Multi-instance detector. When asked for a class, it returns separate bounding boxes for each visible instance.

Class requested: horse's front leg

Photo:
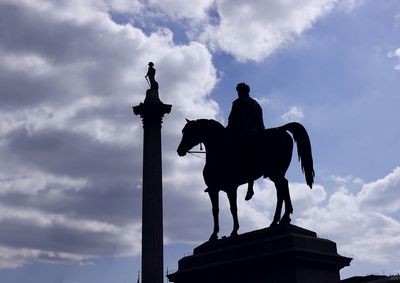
[208,189,219,241]
[227,189,239,237]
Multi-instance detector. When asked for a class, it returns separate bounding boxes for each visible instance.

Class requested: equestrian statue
[177,83,315,242]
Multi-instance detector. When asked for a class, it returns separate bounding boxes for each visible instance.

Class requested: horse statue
[177,119,315,241]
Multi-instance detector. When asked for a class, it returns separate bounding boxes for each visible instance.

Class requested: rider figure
[227,82,265,201]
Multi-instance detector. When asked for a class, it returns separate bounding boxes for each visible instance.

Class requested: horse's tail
[281,122,315,188]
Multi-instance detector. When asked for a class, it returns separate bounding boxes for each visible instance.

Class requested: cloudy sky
[0,0,400,282]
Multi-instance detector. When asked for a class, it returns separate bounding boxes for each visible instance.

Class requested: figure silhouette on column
[227,82,265,201]
[144,62,161,102]
[145,62,159,91]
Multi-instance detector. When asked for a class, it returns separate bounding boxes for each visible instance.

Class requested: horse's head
[177,119,201,156]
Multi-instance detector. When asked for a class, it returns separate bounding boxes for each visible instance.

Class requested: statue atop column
[144,62,161,103]
[145,62,158,90]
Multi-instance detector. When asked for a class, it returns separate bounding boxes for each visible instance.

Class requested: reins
[187,143,206,159]
[188,151,205,159]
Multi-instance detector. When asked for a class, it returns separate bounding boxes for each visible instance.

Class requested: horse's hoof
[230,231,238,238]
[209,233,218,242]
[269,221,278,227]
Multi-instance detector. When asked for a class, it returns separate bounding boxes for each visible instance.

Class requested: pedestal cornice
[133,89,172,126]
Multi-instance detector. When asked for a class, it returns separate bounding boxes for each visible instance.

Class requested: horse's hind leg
[270,176,293,226]
[270,179,284,227]
[208,189,219,241]
[227,189,239,237]
[280,177,293,224]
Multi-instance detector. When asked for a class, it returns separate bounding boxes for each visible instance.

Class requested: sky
[0,0,400,282]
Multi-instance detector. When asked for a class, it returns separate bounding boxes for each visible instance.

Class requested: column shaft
[142,119,163,283]
[133,98,171,283]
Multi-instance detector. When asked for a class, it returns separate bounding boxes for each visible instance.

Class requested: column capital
[133,89,172,126]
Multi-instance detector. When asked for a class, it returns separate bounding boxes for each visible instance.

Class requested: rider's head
[236,83,250,98]
[148,62,154,66]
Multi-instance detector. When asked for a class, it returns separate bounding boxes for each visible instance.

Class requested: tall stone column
[133,88,172,283]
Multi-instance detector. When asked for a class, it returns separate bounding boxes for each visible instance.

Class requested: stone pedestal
[133,89,171,283]
[167,224,351,283]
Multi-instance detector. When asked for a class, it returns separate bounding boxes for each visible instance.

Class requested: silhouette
[177,119,314,241]
[341,275,400,283]
[226,83,265,201]
[227,83,264,131]
[134,61,172,283]
[143,62,161,103]
[167,223,351,283]
[145,61,159,91]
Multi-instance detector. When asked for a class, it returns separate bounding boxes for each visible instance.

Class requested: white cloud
[254,97,272,106]
[281,105,305,122]
[199,0,336,62]
[336,0,364,12]
[387,49,400,58]
[0,0,218,268]
[117,1,350,62]
[31,0,356,65]
[358,167,400,213]
[330,174,364,185]
[8,0,358,68]
[387,48,400,71]
[105,0,144,14]
[139,0,364,63]
[296,167,400,265]
[147,0,214,20]
[195,167,400,267]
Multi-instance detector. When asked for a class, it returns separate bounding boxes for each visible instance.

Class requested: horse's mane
[195,119,225,130]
